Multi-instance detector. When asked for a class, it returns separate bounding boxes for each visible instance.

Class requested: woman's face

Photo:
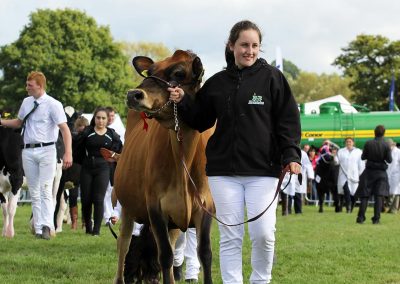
[94,110,108,128]
[229,29,260,69]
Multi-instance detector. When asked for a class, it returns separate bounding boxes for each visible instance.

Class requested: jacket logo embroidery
[248,93,264,105]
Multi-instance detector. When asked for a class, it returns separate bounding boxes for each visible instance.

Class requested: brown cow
[113,50,215,284]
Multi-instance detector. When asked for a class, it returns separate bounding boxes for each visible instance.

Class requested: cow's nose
[127,89,144,101]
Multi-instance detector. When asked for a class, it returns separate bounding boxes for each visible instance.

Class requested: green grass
[1,204,399,283]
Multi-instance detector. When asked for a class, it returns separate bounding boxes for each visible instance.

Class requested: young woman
[74,107,122,236]
[169,20,301,284]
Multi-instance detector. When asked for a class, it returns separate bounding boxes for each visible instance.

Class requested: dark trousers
[357,195,383,223]
[288,193,302,214]
[80,164,110,234]
[69,186,79,208]
[343,182,356,213]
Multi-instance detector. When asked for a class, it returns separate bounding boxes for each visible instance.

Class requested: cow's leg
[148,208,174,284]
[5,189,20,238]
[114,208,134,284]
[1,200,8,237]
[56,192,67,232]
[197,212,213,284]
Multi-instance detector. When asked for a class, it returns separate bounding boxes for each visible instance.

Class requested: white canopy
[302,95,358,114]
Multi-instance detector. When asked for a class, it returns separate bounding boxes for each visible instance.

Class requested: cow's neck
[169,126,200,167]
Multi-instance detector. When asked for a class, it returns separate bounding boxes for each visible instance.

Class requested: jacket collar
[226,58,267,77]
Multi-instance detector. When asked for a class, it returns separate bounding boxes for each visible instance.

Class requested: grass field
[0,203,399,283]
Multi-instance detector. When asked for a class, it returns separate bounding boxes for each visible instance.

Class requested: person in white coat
[284,150,314,214]
[103,106,125,225]
[386,139,400,213]
[337,138,365,213]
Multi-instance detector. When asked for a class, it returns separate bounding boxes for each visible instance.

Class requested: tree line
[0,8,399,117]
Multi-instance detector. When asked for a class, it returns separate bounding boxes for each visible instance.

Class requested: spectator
[74,107,122,235]
[356,125,392,224]
[103,106,124,225]
[68,116,89,230]
[307,146,319,202]
[336,138,365,213]
[386,139,400,214]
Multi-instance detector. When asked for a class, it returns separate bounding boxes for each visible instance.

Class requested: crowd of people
[0,19,399,284]
[294,125,399,225]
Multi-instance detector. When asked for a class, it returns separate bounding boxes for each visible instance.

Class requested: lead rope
[180,151,293,226]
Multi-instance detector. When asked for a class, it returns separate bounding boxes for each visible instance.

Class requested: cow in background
[0,124,24,238]
[53,106,83,232]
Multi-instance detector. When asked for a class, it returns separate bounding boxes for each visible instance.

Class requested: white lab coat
[337,147,365,195]
[387,146,400,195]
[283,150,314,195]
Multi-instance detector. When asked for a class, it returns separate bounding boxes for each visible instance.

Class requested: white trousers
[103,182,113,223]
[22,146,57,234]
[173,228,201,280]
[208,176,278,284]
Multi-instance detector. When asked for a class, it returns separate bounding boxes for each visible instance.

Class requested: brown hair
[374,125,385,137]
[105,106,115,113]
[90,106,109,127]
[225,20,262,66]
[74,116,89,131]
[27,71,46,90]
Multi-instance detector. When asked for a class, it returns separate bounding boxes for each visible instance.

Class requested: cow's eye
[173,70,186,80]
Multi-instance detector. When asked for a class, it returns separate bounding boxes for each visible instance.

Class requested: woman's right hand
[168,87,185,103]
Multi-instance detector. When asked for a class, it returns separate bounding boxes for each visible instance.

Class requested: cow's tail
[124,224,161,283]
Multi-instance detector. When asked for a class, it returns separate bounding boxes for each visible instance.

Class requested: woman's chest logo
[248,93,264,105]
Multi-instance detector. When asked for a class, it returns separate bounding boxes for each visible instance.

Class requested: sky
[0,0,399,78]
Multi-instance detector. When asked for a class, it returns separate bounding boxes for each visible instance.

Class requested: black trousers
[288,193,303,214]
[343,182,356,213]
[80,163,110,234]
[357,195,383,222]
[69,186,79,207]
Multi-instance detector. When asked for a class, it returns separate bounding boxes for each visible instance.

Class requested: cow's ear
[132,56,154,77]
[192,57,204,83]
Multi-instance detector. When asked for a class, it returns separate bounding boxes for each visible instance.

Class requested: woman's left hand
[289,162,301,175]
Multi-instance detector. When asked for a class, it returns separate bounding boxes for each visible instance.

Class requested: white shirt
[387,146,400,195]
[337,147,365,195]
[112,201,142,236]
[109,119,125,144]
[18,93,66,144]
[283,150,314,195]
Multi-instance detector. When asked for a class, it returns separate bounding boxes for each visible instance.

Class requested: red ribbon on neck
[140,112,149,131]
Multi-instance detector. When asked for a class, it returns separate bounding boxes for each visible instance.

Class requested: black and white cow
[0,126,24,238]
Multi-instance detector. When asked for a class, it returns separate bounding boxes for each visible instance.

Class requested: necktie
[21,101,39,136]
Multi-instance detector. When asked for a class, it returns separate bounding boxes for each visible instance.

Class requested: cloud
[1,0,399,77]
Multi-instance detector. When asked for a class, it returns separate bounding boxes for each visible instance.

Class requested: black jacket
[178,58,301,177]
[72,126,123,165]
[362,137,392,170]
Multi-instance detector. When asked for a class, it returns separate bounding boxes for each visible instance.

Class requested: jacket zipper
[231,70,242,172]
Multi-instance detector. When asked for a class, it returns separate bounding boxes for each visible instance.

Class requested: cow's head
[127,50,204,127]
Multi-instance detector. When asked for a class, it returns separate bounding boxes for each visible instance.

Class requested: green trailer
[300,102,400,149]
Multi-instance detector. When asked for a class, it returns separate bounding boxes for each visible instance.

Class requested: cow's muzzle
[126,89,145,109]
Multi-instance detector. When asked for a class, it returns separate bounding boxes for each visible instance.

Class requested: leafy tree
[0,9,133,115]
[119,41,171,88]
[271,58,301,79]
[333,34,400,110]
[289,72,354,104]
